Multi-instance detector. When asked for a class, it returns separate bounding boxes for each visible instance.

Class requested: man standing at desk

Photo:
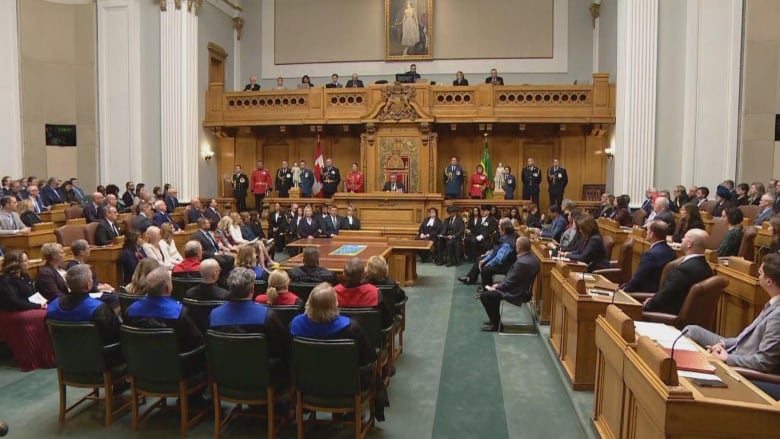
[522,157,542,205]
[444,156,464,199]
[231,165,249,212]
[685,253,780,397]
[547,158,568,207]
[322,158,340,198]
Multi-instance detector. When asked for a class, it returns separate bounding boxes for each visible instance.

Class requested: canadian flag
[313,138,324,197]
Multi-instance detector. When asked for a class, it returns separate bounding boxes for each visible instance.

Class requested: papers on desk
[551,256,571,262]
[634,321,698,351]
[581,274,596,282]
[679,370,725,387]
[89,292,103,299]
[27,293,47,305]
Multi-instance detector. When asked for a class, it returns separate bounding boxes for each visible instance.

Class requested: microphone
[668,328,689,383]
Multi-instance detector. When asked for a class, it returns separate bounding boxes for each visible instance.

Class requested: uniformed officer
[546,158,569,207]
[443,156,464,199]
[521,157,542,205]
[299,160,314,198]
[231,165,249,212]
[275,160,293,198]
[502,165,516,200]
[250,160,273,214]
[322,158,341,198]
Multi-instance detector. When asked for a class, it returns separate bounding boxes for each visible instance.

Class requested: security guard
[521,157,542,205]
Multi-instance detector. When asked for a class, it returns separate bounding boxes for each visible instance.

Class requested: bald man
[642,229,713,315]
[184,259,229,301]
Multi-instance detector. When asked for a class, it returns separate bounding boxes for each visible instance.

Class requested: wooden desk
[550,264,642,390]
[281,239,392,274]
[714,258,766,338]
[39,206,67,227]
[597,217,631,261]
[0,230,57,259]
[89,245,122,289]
[172,226,196,249]
[530,242,587,324]
[754,223,772,263]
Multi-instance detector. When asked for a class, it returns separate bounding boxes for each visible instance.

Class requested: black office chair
[171,277,203,302]
[289,282,319,303]
[118,290,145,319]
[339,307,392,385]
[182,298,225,334]
[291,337,375,439]
[46,321,129,427]
[267,305,303,328]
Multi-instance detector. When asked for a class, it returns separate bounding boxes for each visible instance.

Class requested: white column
[161,0,200,200]
[0,0,23,178]
[614,0,658,205]
[592,1,600,73]
[97,0,142,185]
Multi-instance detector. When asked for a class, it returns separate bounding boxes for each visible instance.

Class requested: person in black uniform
[546,158,568,207]
[243,75,260,91]
[231,165,249,212]
[501,165,516,200]
[275,160,293,198]
[417,207,442,263]
[443,156,464,199]
[437,206,465,266]
[322,158,341,198]
[521,157,542,205]
[267,202,288,253]
[467,205,498,262]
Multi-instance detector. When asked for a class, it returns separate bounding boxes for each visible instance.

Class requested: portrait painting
[385,0,433,61]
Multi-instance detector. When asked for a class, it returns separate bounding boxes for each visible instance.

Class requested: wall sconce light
[604,147,615,159]
[590,0,601,26]
[204,150,214,161]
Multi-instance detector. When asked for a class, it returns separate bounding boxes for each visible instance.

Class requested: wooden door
[522,142,555,212]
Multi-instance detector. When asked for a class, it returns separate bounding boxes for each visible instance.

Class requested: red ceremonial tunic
[345,172,364,193]
[250,168,273,195]
[469,173,488,198]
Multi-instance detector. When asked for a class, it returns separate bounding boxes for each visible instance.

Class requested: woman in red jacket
[469,165,489,199]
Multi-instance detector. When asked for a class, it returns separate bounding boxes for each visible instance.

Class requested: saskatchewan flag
[480,136,493,197]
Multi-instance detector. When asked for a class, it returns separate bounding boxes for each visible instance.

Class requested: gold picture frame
[386,0,433,61]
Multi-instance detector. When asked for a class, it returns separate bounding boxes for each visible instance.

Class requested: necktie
[34,200,40,213]
[450,218,454,225]
[205,232,217,250]
[392,184,396,191]
[53,189,61,201]
[728,302,773,353]
[111,223,118,236]
[333,217,338,229]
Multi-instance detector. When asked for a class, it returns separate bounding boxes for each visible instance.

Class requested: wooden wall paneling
[489,135,522,195]
[559,130,587,204]
[235,136,257,177]
[522,140,556,211]
[217,137,236,197]
[262,141,291,196]
[584,135,607,190]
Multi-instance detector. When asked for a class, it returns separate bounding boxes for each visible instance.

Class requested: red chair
[0,310,55,371]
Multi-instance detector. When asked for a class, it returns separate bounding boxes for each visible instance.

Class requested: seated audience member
[718,208,744,257]
[643,229,712,314]
[152,200,180,231]
[479,237,539,332]
[643,196,675,231]
[735,183,750,206]
[339,205,361,230]
[748,182,766,206]
[623,221,676,293]
[18,199,41,227]
[121,181,135,208]
[46,264,120,353]
[192,217,235,273]
[711,185,735,218]
[215,217,238,252]
[185,259,229,301]
[485,68,504,85]
[345,73,364,88]
[226,212,249,244]
[40,178,64,206]
[36,243,69,301]
[688,185,698,200]
[300,75,313,87]
[560,215,611,272]
[289,247,337,284]
[142,226,174,270]
[187,198,206,224]
[539,205,567,241]
[364,255,407,312]
[0,195,30,234]
[320,204,342,238]
[0,250,46,312]
[459,219,519,289]
[610,194,632,227]
[173,240,202,277]
[248,210,266,239]
[95,206,121,246]
[289,282,387,420]
[640,187,657,214]
[65,239,115,294]
[203,198,222,225]
[120,231,145,284]
[696,186,710,207]
[275,77,284,90]
[164,187,179,212]
[596,194,615,218]
[326,73,342,88]
[438,205,465,266]
[236,244,268,281]
[132,202,153,233]
[453,71,469,86]
[159,222,183,264]
[335,257,394,327]
[658,190,677,212]
[243,75,260,91]
[84,192,104,223]
[382,174,405,192]
[209,267,290,360]
[418,207,442,263]
[684,253,780,398]
[674,202,705,243]
[755,194,775,226]
[238,212,257,240]
[25,184,48,213]
[524,203,543,229]
[557,210,582,253]
[255,269,302,306]
[672,185,690,211]
[124,259,161,295]
[296,206,321,240]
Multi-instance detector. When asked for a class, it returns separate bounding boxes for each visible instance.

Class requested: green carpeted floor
[0,261,595,438]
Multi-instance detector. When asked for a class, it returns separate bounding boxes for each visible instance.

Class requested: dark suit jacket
[623,241,677,292]
[187,208,206,224]
[243,83,261,91]
[268,211,289,237]
[37,264,69,301]
[496,252,540,305]
[84,203,100,223]
[192,229,220,259]
[418,218,442,239]
[382,181,405,192]
[452,79,469,86]
[485,76,504,85]
[132,213,152,233]
[321,215,342,237]
[441,216,465,239]
[164,196,179,213]
[297,217,320,239]
[345,79,364,88]
[474,216,498,242]
[644,255,713,315]
[185,283,229,301]
[568,235,611,272]
[95,219,120,246]
[40,186,63,206]
[339,216,361,230]
[204,207,221,226]
[653,210,675,231]
[153,211,179,230]
[121,191,134,208]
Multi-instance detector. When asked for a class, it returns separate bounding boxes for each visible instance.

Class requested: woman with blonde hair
[159,222,183,264]
[18,199,41,227]
[124,258,162,295]
[228,212,249,244]
[254,269,301,306]
[364,255,407,307]
[141,226,174,270]
[216,216,238,251]
[236,244,268,280]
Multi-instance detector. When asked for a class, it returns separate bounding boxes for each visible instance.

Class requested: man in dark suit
[296,206,321,240]
[132,202,153,233]
[152,200,180,230]
[467,205,498,259]
[546,158,568,207]
[453,71,468,86]
[121,181,135,208]
[539,205,567,241]
[485,68,504,85]
[382,174,405,192]
[321,205,341,238]
[231,165,249,212]
[623,221,677,293]
[243,75,260,91]
[339,205,361,230]
[203,198,222,227]
[322,158,340,198]
[95,206,122,246]
[685,253,780,397]
[40,178,64,206]
[643,197,675,231]
[437,206,465,266]
[640,187,657,214]
[187,198,206,224]
[25,184,49,213]
[443,156,464,199]
[755,194,775,226]
[460,219,518,288]
[184,259,229,301]
[521,157,542,205]
[345,73,364,88]
[193,218,221,259]
[643,229,712,315]
[275,160,293,198]
[405,64,421,82]
[268,202,288,252]
[163,187,179,213]
[479,237,540,332]
[289,247,338,284]
[83,192,105,223]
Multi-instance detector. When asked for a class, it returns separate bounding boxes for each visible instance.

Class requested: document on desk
[27,292,47,305]
[634,321,698,351]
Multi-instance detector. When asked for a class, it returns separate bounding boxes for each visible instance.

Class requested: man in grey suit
[479,236,540,332]
[686,253,780,396]
[0,196,30,234]
[754,193,775,226]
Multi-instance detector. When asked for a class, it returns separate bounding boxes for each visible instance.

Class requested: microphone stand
[668,328,689,384]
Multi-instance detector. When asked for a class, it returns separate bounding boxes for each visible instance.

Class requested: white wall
[139,0,162,187]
